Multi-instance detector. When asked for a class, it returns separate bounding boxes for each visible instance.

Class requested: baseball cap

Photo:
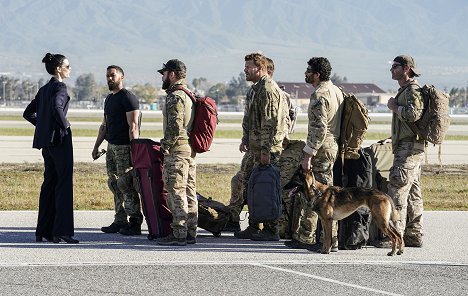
[393,55,420,77]
[157,59,186,74]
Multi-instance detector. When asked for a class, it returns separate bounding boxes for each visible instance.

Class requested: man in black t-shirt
[92,65,143,235]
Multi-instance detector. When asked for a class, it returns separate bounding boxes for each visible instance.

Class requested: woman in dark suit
[23,53,78,244]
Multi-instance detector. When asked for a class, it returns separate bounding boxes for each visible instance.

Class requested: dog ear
[283,165,305,190]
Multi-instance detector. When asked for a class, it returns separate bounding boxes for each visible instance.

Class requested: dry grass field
[0,163,466,211]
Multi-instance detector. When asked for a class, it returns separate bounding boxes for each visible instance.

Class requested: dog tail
[391,207,400,225]
[389,198,400,225]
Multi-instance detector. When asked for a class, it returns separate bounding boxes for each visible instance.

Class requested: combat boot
[156,233,187,246]
[118,220,141,236]
[101,222,128,234]
[370,237,393,249]
[307,243,338,253]
[284,239,312,249]
[186,234,197,244]
[404,235,423,247]
[250,230,280,241]
[234,226,260,239]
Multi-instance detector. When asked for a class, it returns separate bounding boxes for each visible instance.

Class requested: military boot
[119,219,141,236]
[250,229,280,241]
[404,235,423,247]
[186,234,197,244]
[101,222,128,234]
[156,233,187,246]
[234,226,260,239]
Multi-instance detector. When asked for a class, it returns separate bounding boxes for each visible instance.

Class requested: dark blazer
[23,77,70,149]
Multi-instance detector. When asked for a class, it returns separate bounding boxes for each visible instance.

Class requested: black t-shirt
[104,88,139,145]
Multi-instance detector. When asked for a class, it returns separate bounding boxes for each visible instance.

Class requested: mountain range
[1,0,467,91]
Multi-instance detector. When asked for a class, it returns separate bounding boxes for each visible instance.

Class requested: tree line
[1,74,466,109]
[0,72,251,107]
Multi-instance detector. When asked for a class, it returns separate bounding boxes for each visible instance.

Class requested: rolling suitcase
[131,139,172,240]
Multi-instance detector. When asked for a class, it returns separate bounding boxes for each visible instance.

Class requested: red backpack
[176,87,218,153]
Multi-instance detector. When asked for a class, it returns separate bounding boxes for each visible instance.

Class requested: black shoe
[284,239,312,249]
[156,233,186,246]
[53,236,79,244]
[119,223,142,236]
[36,235,53,242]
[234,226,260,239]
[307,243,338,253]
[101,222,128,234]
[186,234,197,244]
[250,230,280,241]
[223,221,241,232]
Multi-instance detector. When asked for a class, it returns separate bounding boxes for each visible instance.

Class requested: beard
[107,81,118,91]
[305,75,311,84]
[162,76,171,90]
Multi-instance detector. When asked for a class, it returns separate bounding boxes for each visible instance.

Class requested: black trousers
[36,129,74,237]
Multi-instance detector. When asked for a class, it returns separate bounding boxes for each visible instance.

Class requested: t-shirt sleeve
[123,90,140,112]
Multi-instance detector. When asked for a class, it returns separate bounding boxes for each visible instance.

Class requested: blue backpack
[247,164,282,222]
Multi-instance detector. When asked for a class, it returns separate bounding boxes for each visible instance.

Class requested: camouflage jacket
[304,80,343,156]
[241,75,287,154]
[161,80,195,153]
[391,79,424,150]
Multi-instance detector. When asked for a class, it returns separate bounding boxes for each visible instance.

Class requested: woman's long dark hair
[42,53,66,75]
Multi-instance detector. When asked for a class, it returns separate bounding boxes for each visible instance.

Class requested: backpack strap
[173,86,196,104]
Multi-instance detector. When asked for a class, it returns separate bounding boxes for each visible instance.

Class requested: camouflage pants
[227,153,250,223]
[106,143,143,225]
[277,140,305,239]
[163,150,197,239]
[293,141,338,246]
[387,141,424,245]
[242,150,281,234]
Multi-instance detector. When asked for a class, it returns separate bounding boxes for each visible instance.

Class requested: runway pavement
[0,210,467,295]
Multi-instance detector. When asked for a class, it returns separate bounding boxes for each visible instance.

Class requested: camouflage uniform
[229,85,294,226]
[388,79,425,246]
[228,153,249,223]
[241,75,287,234]
[106,143,143,225]
[161,80,197,239]
[298,80,344,246]
[277,139,305,238]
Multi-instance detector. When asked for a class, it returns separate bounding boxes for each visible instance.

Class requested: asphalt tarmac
[0,211,467,295]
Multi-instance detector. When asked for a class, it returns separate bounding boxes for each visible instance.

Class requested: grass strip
[0,163,466,211]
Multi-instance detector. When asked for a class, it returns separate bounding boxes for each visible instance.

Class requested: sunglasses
[391,64,403,70]
[62,64,71,69]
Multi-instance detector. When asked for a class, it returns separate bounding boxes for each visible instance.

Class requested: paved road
[1,136,467,165]
[0,210,467,295]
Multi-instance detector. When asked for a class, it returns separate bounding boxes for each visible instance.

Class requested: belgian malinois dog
[285,167,404,256]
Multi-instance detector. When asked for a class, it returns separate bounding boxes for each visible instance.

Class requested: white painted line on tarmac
[253,263,403,296]
[0,260,466,268]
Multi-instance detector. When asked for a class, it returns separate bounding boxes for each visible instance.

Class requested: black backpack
[197,193,231,237]
[247,164,282,222]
